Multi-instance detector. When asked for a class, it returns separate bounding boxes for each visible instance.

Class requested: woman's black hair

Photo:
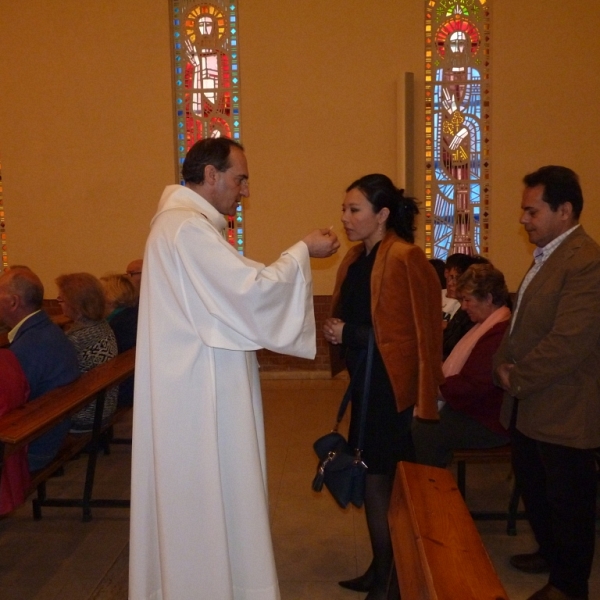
[346,173,419,243]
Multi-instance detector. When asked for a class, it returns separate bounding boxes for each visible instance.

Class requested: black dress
[339,242,415,475]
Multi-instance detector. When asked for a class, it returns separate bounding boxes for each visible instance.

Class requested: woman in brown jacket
[324,174,443,600]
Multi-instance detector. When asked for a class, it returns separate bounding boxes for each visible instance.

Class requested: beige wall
[0,0,599,296]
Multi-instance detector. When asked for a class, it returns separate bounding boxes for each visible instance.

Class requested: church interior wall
[0,0,598,296]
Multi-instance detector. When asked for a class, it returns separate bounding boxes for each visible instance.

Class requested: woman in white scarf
[413,263,511,467]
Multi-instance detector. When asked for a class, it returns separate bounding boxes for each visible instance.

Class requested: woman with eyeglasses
[56,272,118,432]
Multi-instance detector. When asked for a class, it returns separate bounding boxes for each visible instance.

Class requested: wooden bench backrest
[0,348,135,450]
[389,461,508,600]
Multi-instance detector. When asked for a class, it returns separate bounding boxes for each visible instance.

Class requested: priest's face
[212,147,250,216]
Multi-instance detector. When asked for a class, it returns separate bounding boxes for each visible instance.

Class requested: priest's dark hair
[346,173,419,243]
[182,137,245,185]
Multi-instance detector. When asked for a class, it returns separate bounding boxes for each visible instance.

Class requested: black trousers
[511,427,597,598]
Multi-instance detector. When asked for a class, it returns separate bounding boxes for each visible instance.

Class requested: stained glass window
[170,1,244,253]
[425,0,491,259]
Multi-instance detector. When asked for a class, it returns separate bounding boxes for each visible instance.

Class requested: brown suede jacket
[331,230,444,420]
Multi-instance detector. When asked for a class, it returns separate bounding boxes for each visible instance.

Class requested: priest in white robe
[129,137,339,600]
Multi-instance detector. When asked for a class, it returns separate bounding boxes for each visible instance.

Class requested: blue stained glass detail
[234,133,240,139]
[175,43,181,49]
[175,55,181,62]
[176,80,182,86]
[178,134,184,140]
[174,7,179,13]
[233,96,238,102]
[233,109,239,114]
[234,121,239,126]
[232,64,238,70]
[177,110,183,116]
[237,229,243,234]
[236,216,242,222]
[231,40,237,46]
[233,78,238,84]
[174,19,180,25]
[231,29,236,34]
[176,67,182,74]
[177,98,183,104]
[179,146,185,152]
[174,32,180,38]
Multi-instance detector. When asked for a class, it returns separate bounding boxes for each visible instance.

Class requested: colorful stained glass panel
[425,0,491,259]
[171,0,244,254]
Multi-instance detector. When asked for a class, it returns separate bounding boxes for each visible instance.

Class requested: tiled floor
[0,377,598,599]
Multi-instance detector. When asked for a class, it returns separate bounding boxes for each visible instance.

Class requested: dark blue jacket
[108,305,138,407]
[10,311,80,470]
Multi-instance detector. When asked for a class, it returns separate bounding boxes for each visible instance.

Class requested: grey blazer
[493,226,600,449]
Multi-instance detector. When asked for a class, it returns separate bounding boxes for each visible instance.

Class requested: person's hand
[495,362,514,392]
[303,228,340,258]
[323,317,344,345]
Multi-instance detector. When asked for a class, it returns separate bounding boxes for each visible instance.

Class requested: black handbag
[311,330,374,508]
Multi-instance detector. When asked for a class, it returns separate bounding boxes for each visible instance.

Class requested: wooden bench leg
[33,482,46,521]
[80,391,107,522]
[455,459,524,535]
[507,481,521,536]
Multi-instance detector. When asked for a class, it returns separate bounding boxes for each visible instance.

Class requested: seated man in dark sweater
[0,268,80,470]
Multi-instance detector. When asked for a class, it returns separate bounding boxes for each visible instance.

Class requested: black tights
[363,472,400,600]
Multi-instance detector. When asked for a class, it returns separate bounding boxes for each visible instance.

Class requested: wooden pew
[0,348,135,521]
[388,461,509,600]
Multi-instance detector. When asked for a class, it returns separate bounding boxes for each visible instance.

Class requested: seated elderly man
[0,268,80,470]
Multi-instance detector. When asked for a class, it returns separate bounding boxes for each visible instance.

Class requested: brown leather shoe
[510,551,550,573]
[526,583,587,600]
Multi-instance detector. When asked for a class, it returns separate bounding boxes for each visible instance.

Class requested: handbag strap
[356,330,374,455]
[333,330,375,453]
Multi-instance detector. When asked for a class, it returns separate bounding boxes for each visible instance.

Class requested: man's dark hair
[7,269,44,310]
[445,253,489,275]
[523,165,583,219]
[181,138,244,184]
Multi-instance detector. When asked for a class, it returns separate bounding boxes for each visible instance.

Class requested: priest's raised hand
[303,227,340,258]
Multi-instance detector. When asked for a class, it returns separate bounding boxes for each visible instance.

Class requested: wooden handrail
[0,348,135,452]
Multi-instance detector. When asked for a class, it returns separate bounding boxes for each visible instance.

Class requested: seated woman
[413,263,511,467]
[100,274,138,406]
[56,273,118,433]
[0,349,30,515]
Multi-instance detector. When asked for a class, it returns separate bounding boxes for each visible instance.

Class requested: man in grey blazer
[494,166,600,600]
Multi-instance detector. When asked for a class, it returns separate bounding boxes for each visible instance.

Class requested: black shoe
[338,573,374,592]
[510,552,550,574]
